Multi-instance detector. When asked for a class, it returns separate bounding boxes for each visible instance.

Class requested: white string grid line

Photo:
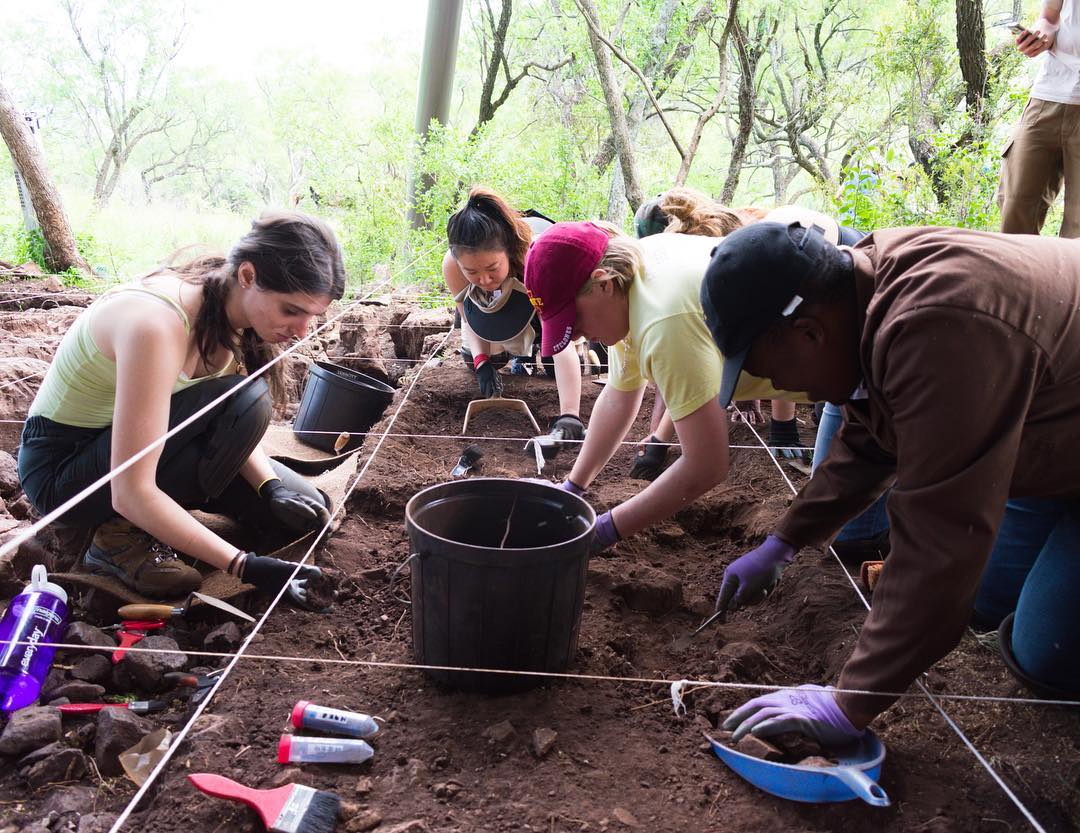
[0,417,817,453]
[8,638,1076,709]
[0,370,46,392]
[734,407,1050,833]
[0,242,441,563]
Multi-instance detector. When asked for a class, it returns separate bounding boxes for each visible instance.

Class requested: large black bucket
[292,361,395,453]
[405,478,595,692]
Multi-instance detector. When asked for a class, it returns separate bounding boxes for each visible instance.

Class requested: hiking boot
[83,518,202,598]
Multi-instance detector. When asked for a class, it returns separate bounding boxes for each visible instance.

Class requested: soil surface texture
[0,299,1077,833]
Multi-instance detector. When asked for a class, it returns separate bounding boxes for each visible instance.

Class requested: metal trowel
[118,591,255,623]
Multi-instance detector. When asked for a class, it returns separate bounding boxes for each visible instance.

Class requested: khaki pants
[997,98,1080,238]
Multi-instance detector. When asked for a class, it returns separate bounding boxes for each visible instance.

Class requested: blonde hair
[578,220,644,295]
[657,187,745,237]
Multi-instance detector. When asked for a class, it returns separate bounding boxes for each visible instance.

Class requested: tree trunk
[721,12,758,203]
[0,81,90,274]
[578,0,643,213]
[955,0,988,123]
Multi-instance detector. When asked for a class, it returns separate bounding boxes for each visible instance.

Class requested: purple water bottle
[0,565,69,711]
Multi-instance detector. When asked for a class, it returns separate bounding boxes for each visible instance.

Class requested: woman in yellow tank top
[18,211,344,605]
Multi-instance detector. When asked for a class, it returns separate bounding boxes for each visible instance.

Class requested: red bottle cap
[290,700,310,729]
[277,734,292,763]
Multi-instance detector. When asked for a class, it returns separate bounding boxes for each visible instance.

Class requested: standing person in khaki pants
[998,0,1080,237]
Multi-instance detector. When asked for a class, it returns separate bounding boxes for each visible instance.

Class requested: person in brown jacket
[697,220,1080,745]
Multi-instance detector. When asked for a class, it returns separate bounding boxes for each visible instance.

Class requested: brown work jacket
[774,226,1080,725]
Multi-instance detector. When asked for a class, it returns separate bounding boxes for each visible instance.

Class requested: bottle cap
[290,700,310,729]
[277,735,292,763]
[26,564,68,605]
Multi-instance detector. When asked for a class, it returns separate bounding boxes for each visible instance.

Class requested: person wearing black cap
[700,221,1080,744]
[443,187,586,454]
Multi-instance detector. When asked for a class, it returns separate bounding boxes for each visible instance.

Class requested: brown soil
[1,312,1078,833]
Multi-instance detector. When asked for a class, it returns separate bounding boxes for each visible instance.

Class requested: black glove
[259,478,331,532]
[475,358,503,398]
[629,435,669,481]
[532,414,586,462]
[236,552,324,609]
[768,418,812,465]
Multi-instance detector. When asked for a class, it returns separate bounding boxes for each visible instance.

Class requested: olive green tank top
[28,285,234,428]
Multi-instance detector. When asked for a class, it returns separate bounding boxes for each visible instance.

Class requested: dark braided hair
[446,186,532,279]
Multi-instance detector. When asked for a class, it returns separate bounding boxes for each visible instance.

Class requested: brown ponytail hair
[446,186,532,280]
[657,187,745,237]
[148,211,345,402]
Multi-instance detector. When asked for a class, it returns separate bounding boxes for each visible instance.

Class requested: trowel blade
[191,592,255,622]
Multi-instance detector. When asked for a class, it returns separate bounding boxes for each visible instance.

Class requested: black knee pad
[198,377,271,498]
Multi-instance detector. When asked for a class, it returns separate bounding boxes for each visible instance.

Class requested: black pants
[18,375,322,532]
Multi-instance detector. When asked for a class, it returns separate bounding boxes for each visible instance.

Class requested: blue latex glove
[560,479,586,496]
[715,534,795,614]
[592,510,620,553]
[723,684,864,747]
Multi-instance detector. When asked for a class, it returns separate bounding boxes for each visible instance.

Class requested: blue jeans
[812,402,890,541]
[973,498,1080,693]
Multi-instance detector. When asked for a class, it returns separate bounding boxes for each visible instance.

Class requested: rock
[13,261,43,276]
[531,728,557,759]
[43,276,64,293]
[0,451,18,497]
[433,781,462,799]
[77,815,117,833]
[121,634,186,690]
[41,786,96,816]
[715,641,771,681]
[612,807,639,827]
[63,623,116,651]
[269,767,312,787]
[6,494,32,519]
[330,305,397,382]
[391,308,453,360]
[481,719,515,746]
[344,809,384,832]
[42,681,106,703]
[0,706,61,756]
[94,708,154,776]
[354,776,374,796]
[612,566,683,615]
[202,622,241,653]
[769,731,825,762]
[25,747,89,788]
[0,358,49,449]
[382,822,430,833]
[70,655,112,685]
[734,734,784,762]
[17,741,68,770]
[797,756,835,767]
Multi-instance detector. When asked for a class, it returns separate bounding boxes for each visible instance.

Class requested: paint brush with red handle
[59,700,166,715]
[188,773,340,833]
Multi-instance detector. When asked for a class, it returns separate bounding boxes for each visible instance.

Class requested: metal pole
[405,0,464,229]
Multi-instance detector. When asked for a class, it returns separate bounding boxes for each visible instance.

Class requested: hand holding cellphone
[1008,22,1029,36]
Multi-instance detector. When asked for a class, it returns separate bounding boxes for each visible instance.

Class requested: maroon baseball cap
[524,221,610,356]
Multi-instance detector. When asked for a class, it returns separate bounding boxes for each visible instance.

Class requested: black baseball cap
[700,221,835,406]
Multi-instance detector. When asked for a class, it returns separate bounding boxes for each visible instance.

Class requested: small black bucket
[405,478,595,692]
[292,361,395,453]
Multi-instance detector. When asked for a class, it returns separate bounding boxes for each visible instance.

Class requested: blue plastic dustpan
[706,731,891,807]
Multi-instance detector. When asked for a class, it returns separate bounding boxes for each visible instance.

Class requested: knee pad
[198,377,271,498]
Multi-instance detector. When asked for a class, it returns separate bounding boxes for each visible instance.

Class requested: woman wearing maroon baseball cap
[524,219,803,553]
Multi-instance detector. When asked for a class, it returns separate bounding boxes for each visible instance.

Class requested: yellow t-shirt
[607,233,808,420]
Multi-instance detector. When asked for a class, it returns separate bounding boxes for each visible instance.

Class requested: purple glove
[722,684,863,747]
[592,510,620,553]
[715,534,795,614]
[560,479,586,496]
